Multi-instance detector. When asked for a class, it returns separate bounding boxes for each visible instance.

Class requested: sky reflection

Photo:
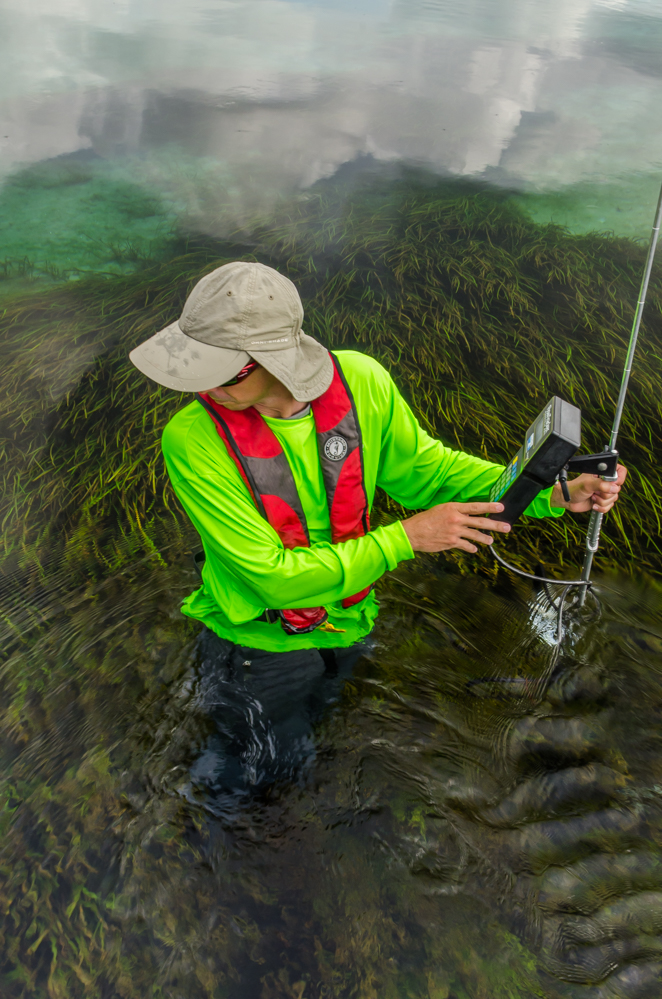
[0,0,661,239]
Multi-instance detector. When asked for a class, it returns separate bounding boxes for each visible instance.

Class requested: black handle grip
[566,450,619,477]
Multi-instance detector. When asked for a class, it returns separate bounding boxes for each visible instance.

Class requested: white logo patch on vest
[324,435,348,461]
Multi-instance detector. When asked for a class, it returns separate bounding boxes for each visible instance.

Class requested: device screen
[489,447,523,503]
[522,401,553,468]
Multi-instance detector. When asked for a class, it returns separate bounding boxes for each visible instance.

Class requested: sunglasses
[221,359,260,387]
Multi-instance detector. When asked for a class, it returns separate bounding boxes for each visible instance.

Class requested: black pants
[185,629,373,809]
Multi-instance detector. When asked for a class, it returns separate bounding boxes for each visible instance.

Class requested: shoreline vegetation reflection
[2,169,662,997]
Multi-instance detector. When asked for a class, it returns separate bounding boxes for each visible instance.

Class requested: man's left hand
[550,463,628,514]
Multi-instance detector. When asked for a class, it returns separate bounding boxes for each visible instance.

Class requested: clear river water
[1,1,662,997]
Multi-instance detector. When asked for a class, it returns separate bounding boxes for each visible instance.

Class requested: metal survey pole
[578,181,662,606]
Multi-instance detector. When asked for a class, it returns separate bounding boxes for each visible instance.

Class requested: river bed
[1,1,662,996]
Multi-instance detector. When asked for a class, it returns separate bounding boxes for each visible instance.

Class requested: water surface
[2,0,662,283]
[2,1,662,996]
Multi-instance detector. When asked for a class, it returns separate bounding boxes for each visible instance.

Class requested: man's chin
[210,399,250,410]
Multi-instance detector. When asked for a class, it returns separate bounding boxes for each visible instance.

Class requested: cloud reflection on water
[0,0,661,237]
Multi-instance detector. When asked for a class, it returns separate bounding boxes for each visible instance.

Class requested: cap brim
[129,322,251,392]
[251,332,334,402]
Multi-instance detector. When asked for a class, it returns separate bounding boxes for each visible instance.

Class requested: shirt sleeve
[374,371,564,520]
[163,415,414,612]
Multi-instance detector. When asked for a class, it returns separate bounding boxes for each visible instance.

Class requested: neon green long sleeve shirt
[162,350,563,651]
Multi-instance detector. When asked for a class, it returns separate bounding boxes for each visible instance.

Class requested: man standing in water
[129,262,626,794]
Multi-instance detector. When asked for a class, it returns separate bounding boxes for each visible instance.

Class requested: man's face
[205,365,277,409]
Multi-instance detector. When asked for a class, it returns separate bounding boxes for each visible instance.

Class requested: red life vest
[196,352,371,635]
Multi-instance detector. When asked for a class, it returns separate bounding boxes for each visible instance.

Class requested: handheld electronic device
[489,397,618,525]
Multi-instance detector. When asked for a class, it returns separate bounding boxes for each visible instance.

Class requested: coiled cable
[490,545,594,650]
[490,546,591,587]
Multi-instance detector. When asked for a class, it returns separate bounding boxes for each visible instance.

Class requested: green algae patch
[0,155,182,288]
[1,172,661,577]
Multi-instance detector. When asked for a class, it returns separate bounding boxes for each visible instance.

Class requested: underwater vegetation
[353,566,662,999]
[2,169,661,576]
[4,544,662,998]
[2,171,662,998]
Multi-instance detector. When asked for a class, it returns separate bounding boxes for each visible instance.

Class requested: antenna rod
[578,181,662,604]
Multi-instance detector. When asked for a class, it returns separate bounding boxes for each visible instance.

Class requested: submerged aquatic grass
[0,540,572,999]
[2,172,662,998]
[1,170,661,576]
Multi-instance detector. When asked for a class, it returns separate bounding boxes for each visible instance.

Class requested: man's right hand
[401,502,511,553]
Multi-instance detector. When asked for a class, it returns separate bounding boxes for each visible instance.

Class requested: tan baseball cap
[128,261,333,401]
